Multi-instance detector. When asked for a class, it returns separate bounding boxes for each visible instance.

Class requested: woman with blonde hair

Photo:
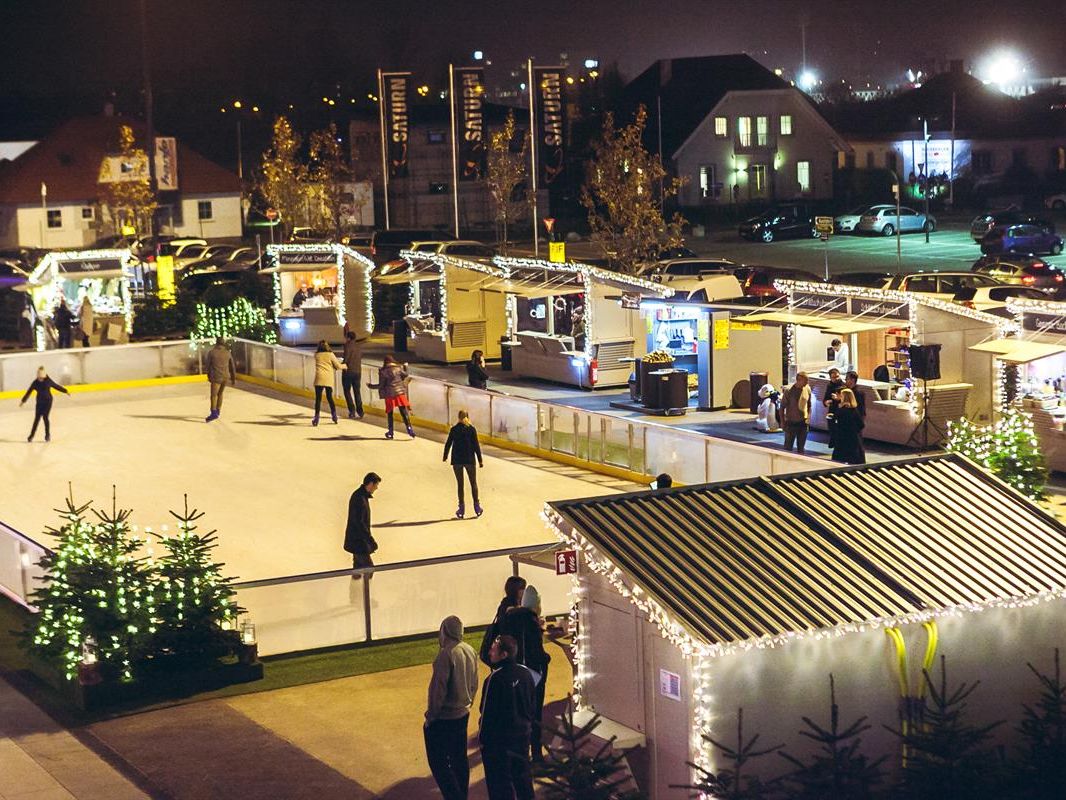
[831,388,866,464]
[443,409,484,518]
[21,366,69,442]
[312,340,343,426]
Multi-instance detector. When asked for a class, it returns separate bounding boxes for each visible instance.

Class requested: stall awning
[735,311,826,325]
[970,338,1066,364]
[373,264,442,285]
[818,320,897,335]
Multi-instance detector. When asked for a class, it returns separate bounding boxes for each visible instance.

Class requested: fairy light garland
[191,297,277,344]
[265,243,374,332]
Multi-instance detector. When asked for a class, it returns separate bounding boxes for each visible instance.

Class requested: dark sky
[3,0,1064,103]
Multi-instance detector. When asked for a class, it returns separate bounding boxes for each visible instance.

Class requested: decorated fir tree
[675,707,783,800]
[1012,649,1066,799]
[779,675,885,800]
[149,496,241,668]
[947,408,1047,499]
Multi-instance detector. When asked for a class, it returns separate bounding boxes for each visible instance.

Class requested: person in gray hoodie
[424,615,479,800]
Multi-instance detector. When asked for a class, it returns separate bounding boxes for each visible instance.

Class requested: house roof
[0,116,238,204]
[547,455,1066,650]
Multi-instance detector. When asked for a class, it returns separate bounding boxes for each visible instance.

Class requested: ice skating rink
[0,382,633,582]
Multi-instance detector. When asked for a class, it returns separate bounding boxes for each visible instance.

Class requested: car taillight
[371,244,376,255]
[961,300,976,309]
[1022,275,1036,284]
[1055,275,1063,282]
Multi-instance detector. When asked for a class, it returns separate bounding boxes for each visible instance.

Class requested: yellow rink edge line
[236,372,651,486]
[0,374,206,399]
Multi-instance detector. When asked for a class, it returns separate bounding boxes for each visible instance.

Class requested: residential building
[621,54,851,209]
[0,116,241,249]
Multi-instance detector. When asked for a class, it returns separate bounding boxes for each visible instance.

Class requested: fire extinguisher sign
[555,549,578,575]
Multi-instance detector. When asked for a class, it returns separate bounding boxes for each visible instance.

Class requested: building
[0,116,241,249]
[621,55,852,209]
[547,455,1066,798]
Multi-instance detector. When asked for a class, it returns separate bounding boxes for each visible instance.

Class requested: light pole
[888,169,902,274]
[923,118,931,244]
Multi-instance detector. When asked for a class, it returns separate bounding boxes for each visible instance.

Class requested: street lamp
[798,70,818,92]
[887,169,902,274]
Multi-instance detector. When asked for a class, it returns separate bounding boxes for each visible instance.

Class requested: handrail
[0,519,50,553]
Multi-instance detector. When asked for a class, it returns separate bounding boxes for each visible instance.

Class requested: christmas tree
[676,707,783,800]
[148,496,241,668]
[1012,649,1066,799]
[947,408,1048,499]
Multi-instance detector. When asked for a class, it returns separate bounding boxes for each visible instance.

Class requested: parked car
[1045,193,1066,211]
[733,265,822,300]
[380,240,497,277]
[157,238,208,261]
[980,224,1063,256]
[289,227,333,244]
[659,272,745,303]
[834,205,883,233]
[647,258,736,279]
[658,245,698,259]
[340,231,373,249]
[369,229,439,264]
[970,208,1053,243]
[972,255,1066,295]
[882,271,1007,309]
[835,271,894,288]
[738,205,818,243]
[855,206,935,236]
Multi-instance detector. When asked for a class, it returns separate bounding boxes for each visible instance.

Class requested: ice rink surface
[1,382,633,581]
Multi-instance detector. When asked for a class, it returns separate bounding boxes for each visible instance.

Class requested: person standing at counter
[21,367,69,442]
[832,389,866,464]
[205,337,237,423]
[830,339,850,372]
[370,355,415,439]
[781,372,812,455]
[466,350,489,391]
[53,299,73,349]
[342,331,364,419]
[845,371,867,420]
[292,286,307,308]
[822,367,845,449]
[78,295,94,348]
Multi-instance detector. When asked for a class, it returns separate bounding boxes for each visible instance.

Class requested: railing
[0,520,49,609]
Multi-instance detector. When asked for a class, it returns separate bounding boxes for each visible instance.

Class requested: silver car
[834,204,883,233]
[855,206,936,236]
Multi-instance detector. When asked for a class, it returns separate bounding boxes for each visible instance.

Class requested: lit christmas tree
[191,297,276,343]
[947,408,1048,499]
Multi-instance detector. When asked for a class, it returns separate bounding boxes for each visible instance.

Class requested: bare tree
[98,125,157,237]
[306,123,352,237]
[259,116,306,237]
[485,111,529,253]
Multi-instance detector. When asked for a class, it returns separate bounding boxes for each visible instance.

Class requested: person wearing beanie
[425,615,479,800]
[500,584,551,762]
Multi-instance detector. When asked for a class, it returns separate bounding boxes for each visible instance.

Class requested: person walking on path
[479,576,526,665]
[344,472,380,576]
[781,372,812,455]
[77,295,94,348]
[313,340,343,426]
[500,585,551,762]
[444,410,484,519]
[53,299,73,349]
[479,634,535,800]
[204,337,236,423]
[466,350,489,391]
[21,367,69,442]
[341,331,365,419]
[831,388,866,465]
[424,615,479,800]
[369,354,414,439]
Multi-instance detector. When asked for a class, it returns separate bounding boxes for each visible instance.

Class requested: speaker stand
[906,379,946,451]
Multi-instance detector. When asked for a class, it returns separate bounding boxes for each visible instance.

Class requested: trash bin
[500,337,513,371]
[659,369,690,410]
[639,356,674,402]
[643,369,667,409]
[393,319,409,352]
[749,371,768,413]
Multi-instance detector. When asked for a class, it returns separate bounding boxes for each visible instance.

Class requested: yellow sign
[815,216,834,235]
[121,224,137,236]
[730,320,763,331]
[156,255,176,307]
[713,318,730,350]
[549,241,566,263]
[697,318,709,342]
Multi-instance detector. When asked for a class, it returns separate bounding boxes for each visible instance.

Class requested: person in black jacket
[344,472,381,576]
[479,576,526,665]
[53,300,73,349]
[822,367,844,448]
[466,350,489,391]
[844,370,867,420]
[21,367,69,442]
[831,389,866,465]
[500,585,551,762]
[443,410,484,519]
[479,634,535,800]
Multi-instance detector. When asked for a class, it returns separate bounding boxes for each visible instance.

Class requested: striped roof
[548,456,1066,647]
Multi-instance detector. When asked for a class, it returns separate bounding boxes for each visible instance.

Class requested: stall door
[586,598,645,732]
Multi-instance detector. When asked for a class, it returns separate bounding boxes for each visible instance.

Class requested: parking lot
[690,224,1066,278]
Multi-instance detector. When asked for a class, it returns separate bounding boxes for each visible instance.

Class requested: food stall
[374,250,507,363]
[28,249,135,349]
[265,244,374,346]
[735,280,1005,445]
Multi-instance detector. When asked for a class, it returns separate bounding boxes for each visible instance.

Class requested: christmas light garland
[192,297,277,344]
[265,243,375,333]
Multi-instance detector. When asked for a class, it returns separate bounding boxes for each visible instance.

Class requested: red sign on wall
[555,549,578,575]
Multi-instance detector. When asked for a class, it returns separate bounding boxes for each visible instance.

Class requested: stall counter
[278,306,344,346]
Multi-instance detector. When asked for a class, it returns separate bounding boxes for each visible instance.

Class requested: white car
[834,205,886,233]
[882,271,1008,310]
[855,206,936,236]
[646,257,736,279]
[1046,193,1066,211]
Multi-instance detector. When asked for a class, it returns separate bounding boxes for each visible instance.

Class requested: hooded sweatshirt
[501,585,550,673]
[426,615,479,723]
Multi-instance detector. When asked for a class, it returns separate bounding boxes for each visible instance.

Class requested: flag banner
[383,73,411,177]
[534,66,567,185]
[455,67,486,181]
[154,137,179,190]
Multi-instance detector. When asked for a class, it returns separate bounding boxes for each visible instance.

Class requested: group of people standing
[50,297,94,349]
[779,368,866,464]
[421,575,551,800]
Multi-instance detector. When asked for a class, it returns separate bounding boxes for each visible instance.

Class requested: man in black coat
[479,634,535,800]
[345,472,381,576]
[845,370,867,420]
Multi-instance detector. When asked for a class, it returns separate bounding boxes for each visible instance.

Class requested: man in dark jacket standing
[341,331,364,419]
[53,299,73,349]
[204,337,237,423]
[344,472,380,576]
[479,634,535,800]
[500,585,550,762]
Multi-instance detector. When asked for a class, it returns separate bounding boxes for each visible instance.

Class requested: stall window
[197,201,213,221]
[517,297,548,334]
[779,115,793,136]
[46,209,62,229]
[714,117,727,138]
[418,279,442,324]
[797,161,811,193]
[553,293,586,349]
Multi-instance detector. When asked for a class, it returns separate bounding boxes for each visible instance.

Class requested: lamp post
[888,169,902,274]
[923,118,931,244]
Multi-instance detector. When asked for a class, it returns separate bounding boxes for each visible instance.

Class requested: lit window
[756,116,769,146]
[737,117,752,147]
[780,115,793,135]
[197,201,213,221]
[699,165,718,198]
[714,117,727,138]
[46,209,62,229]
[797,160,811,192]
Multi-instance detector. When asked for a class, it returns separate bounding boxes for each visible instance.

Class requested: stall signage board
[659,669,682,701]
[555,550,578,575]
[713,317,730,350]
[277,251,337,265]
[850,297,909,320]
[1022,312,1066,335]
[792,292,841,313]
[58,258,124,274]
[549,241,566,263]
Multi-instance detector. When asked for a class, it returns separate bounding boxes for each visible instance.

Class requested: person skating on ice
[369,354,414,439]
[312,340,343,426]
[204,337,236,422]
[443,409,484,519]
[21,367,69,442]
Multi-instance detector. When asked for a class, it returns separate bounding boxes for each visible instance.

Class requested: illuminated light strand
[191,298,277,344]
[265,243,374,333]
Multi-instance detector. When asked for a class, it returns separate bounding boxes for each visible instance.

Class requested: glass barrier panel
[602,416,634,471]
[236,576,369,657]
[644,426,707,485]
[361,365,384,411]
[537,404,551,450]
[245,343,276,382]
[770,452,824,476]
[549,406,578,456]
[0,534,26,604]
[160,342,201,377]
[2,351,84,390]
[707,441,771,483]
[274,349,308,390]
[447,386,491,432]
[489,394,540,448]
[407,377,449,426]
[83,346,162,383]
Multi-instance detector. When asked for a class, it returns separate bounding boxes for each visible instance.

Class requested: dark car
[738,205,818,243]
[734,265,822,300]
[972,255,1066,295]
[970,208,1054,243]
[980,224,1063,256]
[179,267,274,306]
[369,229,439,265]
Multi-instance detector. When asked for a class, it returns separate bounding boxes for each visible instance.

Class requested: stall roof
[548,456,1066,647]
[817,319,897,335]
[263,243,375,273]
[374,260,442,285]
[970,338,1066,364]
[30,249,133,283]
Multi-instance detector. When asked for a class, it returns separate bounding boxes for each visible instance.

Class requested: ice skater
[205,337,236,422]
[369,355,414,439]
[344,471,381,577]
[341,330,364,419]
[312,339,343,426]
[443,409,484,519]
[21,367,69,442]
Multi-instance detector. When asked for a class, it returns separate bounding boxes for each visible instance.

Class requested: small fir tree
[946,408,1047,499]
[674,707,783,800]
[536,698,644,800]
[486,110,530,252]
[149,496,241,668]
[260,116,307,236]
[1012,649,1066,799]
[779,675,885,800]
[191,297,277,343]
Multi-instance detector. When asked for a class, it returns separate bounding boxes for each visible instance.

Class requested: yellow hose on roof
[918,621,939,700]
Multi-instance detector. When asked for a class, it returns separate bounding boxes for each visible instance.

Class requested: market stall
[28,249,135,349]
[736,281,1006,445]
[265,244,374,346]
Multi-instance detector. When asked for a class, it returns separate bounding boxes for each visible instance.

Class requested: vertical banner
[533,66,567,185]
[154,137,179,191]
[382,72,411,178]
[455,67,486,181]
